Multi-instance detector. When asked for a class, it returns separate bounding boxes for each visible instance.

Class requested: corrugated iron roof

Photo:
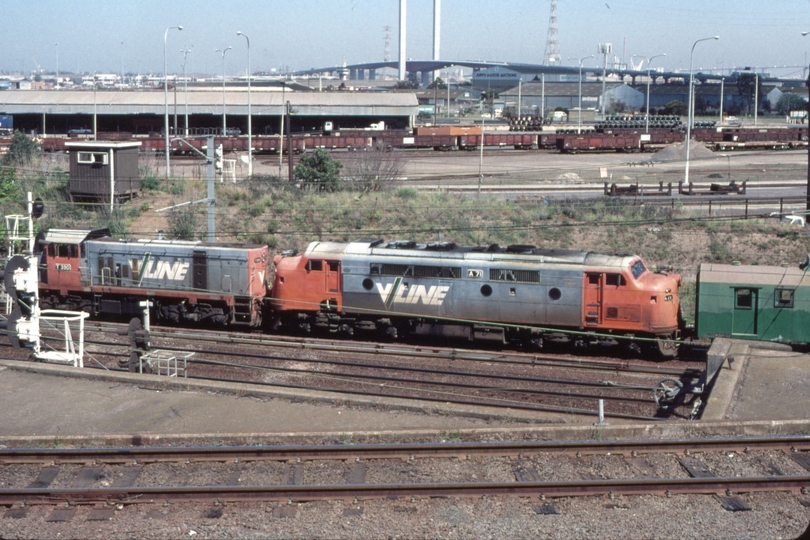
[0,90,419,117]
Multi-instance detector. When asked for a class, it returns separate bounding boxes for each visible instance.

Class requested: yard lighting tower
[632,53,665,133]
[237,31,252,177]
[802,32,810,213]
[181,49,191,136]
[685,36,718,186]
[164,25,183,178]
[54,42,59,90]
[216,46,232,136]
[568,55,594,134]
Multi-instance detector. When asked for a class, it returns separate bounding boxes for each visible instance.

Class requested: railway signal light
[215,144,223,171]
[2,255,41,351]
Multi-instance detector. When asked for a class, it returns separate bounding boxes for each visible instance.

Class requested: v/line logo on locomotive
[126,258,266,286]
[377,278,450,309]
[130,259,190,281]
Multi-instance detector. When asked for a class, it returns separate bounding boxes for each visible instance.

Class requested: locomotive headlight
[665,295,673,302]
[665,288,671,293]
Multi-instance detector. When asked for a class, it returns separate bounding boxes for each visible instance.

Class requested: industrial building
[0,88,419,137]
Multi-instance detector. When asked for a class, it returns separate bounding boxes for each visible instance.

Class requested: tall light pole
[216,47,232,136]
[164,25,183,178]
[802,32,810,212]
[279,82,285,176]
[181,49,191,136]
[120,42,124,85]
[237,31,252,177]
[685,36,719,186]
[54,42,59,89]
[633,53,666,133]
[568,55,594,134]
[719,77,725,124]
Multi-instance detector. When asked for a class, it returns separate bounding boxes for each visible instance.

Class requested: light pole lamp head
[803,31,809,36]
[178,26,183,31]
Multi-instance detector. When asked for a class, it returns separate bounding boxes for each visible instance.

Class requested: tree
[427,77,447,90]
[342,142,403,192]
[294,149,343,191]
[1,130,41,167]
[736,73,762,115]
[776,92,808,115]
[662,100,687,116]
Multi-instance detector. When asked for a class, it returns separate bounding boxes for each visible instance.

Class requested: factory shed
[65,141,142,207]
[0,90,419,136]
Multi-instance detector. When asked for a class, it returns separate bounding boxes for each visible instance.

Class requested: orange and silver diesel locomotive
[270,239,682,356]
[37,228,269,327]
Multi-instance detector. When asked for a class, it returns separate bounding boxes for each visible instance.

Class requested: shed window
[775,288,795,309]
[77,152,109,165]
[735,288,753,310]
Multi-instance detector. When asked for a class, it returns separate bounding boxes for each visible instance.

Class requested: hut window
[775,288,795,309]
[735,288,753,310]
[77,152,109,165]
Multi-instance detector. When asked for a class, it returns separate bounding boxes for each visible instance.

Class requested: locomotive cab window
[735,288,753,309]
[630,260,646,279]
[775,288,795,308]
[328,261,340,272]
[48,244,78,258]
[306,260,323,272]
[605,273,626,287]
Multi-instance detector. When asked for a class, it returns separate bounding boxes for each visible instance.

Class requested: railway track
[48,321,705,420]
[2,436,809,506]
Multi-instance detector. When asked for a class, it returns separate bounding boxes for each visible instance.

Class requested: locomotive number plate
[55,264,71,271]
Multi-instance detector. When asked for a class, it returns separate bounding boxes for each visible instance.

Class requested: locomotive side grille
[376,264,462,279]
[379,264,411,276]
[489,269,540,283]
[413,266,462,279]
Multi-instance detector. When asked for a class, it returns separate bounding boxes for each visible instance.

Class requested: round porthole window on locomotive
[362,278,374,290]
[548,287,562,300]
[480,284,493,297]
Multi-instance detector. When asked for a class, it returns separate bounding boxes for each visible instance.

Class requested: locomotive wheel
[656,336,679,358]
[653,378,683,407]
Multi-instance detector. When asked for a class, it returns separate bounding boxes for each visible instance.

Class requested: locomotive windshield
[630,259,646,279]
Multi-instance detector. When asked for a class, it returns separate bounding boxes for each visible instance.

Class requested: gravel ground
[2,450,809,539]
[1,492,808,539]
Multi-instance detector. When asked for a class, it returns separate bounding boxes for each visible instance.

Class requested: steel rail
[1,475,807,506]
[80,321,698,378]
[2,436,809,463]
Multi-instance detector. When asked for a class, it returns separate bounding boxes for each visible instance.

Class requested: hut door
[193,251,208,292]
[583,273,603,326]
[732,287,758,336]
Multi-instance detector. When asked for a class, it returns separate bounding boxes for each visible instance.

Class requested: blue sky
[2,0,809,78]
